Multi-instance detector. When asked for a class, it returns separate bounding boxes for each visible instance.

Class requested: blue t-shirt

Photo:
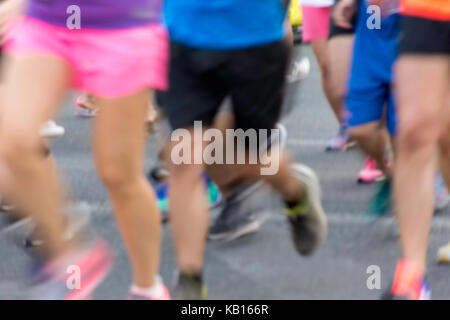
[164,0,288,50]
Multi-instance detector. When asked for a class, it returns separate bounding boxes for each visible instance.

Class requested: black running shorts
[162,40,290,133]
[329,0,358,39]
[399,15,450,55]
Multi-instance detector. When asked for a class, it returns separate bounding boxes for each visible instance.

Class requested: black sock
[285,199,299,209]
[284,181,307,209]
[180,271,203,284]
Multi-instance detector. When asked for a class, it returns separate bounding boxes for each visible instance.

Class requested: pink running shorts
[4,17,169,98]
[301,5,332,43]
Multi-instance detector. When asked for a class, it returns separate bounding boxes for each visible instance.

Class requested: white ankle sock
[130,277,166,299]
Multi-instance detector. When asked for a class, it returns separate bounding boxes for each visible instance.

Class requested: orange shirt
[400,0,450,20]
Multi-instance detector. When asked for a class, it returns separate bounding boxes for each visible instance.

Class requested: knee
[98,162,136,190]
[348,124,374,143]
[398,114,440,152]
[0,132,42,168]
[169,161,204,183]
[168,136,205,182]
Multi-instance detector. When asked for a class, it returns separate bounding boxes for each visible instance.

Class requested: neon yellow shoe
[438,242,450,264]
[289,0,302,27]
[283,164,328,256]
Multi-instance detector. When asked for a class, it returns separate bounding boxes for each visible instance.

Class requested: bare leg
[0,55,71,258]
[437,92,450,188]
[205,108,242,194]
[348,122,391,176]
[311,39,334,119]
[168,128,208,273]
[93,90,162,287]
[394,55,450,273]
[327,35,354,123]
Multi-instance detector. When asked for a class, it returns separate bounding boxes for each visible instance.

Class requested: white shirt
[300,0,334,7]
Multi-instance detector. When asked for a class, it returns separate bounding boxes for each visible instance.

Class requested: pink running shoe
[357,157,385,184]
[127,277,171,300]
[75,94,99,118]
[29,238,114,300]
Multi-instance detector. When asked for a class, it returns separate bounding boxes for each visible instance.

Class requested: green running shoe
[365,179,392,219]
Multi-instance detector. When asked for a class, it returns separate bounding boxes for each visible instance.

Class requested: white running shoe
[286,57,310,84]
[39,120,65,138]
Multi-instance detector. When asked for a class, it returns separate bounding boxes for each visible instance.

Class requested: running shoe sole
[357,174,386,184]
[325,140,357,152]
[208,210,271,242]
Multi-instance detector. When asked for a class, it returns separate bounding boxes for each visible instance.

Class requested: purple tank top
[27,0,163,29]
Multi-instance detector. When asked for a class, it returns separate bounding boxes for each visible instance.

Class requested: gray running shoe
[208,181,272,241]
[208,122,287,241]
[283,163,327,256]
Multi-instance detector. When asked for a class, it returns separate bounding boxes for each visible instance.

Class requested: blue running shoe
[154,173,222,222]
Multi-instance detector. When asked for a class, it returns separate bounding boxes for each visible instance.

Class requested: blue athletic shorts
[345,1,400,135]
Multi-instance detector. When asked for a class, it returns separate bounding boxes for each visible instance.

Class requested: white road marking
[287,139,329,147]
[271,211,450,230]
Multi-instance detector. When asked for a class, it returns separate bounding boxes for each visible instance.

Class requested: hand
[368,0,398,18]
[367,0,386,5]
[332,0,357,29]
[0,0,25,45]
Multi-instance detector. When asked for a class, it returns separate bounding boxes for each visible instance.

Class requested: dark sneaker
[208,122,287,241]
[208,181,272,241]
[147,165,169,184]
[283,163,327,256]
[172,273,208,300]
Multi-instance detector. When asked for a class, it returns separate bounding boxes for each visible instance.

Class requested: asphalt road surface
[0,45,449,300]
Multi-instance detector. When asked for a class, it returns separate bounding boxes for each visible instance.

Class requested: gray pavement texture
[0,45,449,300]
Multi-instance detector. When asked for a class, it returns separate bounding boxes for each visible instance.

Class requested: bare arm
[332,0,357,29]
[0,0,26,44]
